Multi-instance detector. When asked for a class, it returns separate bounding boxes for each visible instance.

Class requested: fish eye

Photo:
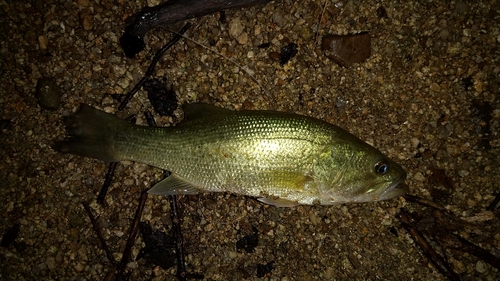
[374,160,389,174]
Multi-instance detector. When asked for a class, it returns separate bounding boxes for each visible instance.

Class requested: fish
[54,103,407,207]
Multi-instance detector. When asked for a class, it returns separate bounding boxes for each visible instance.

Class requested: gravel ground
[1,0,499,280]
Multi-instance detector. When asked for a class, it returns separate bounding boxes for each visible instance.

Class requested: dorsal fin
[182,103,234,121]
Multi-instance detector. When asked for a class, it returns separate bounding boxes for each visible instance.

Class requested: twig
[397,211,461,281]
[97,162,117,205]
[82,202,118,269]
[435,232,500,270]
[144,111,156,127]
[170,195,188,280]
[124,0,272,37]
[115,191,149,280]
[119,23,191,110]
[404,194,447,211]
[314,1,328,47]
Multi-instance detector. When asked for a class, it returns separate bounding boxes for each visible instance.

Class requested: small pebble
[45,257,56,270]
[410,137,420,148]
[272,12,285,27]
[74,262,85,272]
[269,51,280,62]
[475,260,487,273]
[38,35,48,50]
[336,96,347,108]
[237,32,248,45]
[324,267,335,279]
[309,211,320,225]
[414,172,425,181]
[77,0,90,7]
[454,1,469,15]
[299,25,313,41]
[229,17,244,39]
[81,12,93,31]
[458,169,469,177]
[126,261,138,269]
[227,251,237,259]
[36,77,61,110]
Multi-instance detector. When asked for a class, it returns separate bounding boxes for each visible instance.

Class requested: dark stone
[376,6,389,19]
[428,168,455,201]
[136,222,176,269]
[1,223,20,247]
[36,77,61,110]
[279,43,298,65]
[256,261,275,278]
[461,76,473,90]
[119,32,145,58]
[236,226,258,253]
[470,99,492,150]
[0,119,11,131]
[143,78,178,117]
[257,42,270,48]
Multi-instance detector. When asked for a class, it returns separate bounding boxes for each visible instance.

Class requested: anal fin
[148,174,199,195]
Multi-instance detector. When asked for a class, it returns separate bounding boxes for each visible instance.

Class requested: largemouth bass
[54,103,407,207]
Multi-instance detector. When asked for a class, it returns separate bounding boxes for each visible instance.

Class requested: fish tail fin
[53,104,131,162]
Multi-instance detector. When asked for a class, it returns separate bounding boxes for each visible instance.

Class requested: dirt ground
[0,0,499,280]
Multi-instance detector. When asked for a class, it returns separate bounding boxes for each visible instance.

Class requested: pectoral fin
[258,197,299,207]
[256,171,314,207]
[267,171,314,191]
[148,174,199,195]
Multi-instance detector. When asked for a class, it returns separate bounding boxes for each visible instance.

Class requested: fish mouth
[378,174,408,201]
